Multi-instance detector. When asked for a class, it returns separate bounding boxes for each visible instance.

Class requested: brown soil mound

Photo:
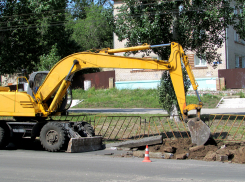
[145,138,245,164]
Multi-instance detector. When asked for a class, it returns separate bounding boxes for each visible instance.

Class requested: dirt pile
[137,138,245,164]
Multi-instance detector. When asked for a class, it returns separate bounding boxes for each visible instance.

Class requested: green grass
[237,91,245,98]
[186,94,221,108]
[72,88,221,109]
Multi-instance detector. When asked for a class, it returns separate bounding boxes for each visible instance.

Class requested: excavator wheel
[66,122,102,153]
[40,122,69,152]
[77,122,95,137]
[0,123,10,149]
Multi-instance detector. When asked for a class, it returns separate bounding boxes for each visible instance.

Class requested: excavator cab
[27,71,49,97]
[27,71,72,113]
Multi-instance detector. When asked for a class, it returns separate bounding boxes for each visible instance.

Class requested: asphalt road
[1,149,245,182]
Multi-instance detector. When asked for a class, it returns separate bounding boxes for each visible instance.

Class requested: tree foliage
[0,0,41,74]
[37,44,61,71]
[66,3,114,51]
[115,0,236,62]
[65,1,114,75]
[233,0,245,40]
[0,0,77,74]
[70,0,113,19]
[0,0,113,75]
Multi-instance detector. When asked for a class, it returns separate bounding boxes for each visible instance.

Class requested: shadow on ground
[5,138,45,151]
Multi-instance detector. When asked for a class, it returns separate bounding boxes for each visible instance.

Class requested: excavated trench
[130,138,245,164]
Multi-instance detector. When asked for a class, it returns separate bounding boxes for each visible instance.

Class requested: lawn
[72,88,221,109]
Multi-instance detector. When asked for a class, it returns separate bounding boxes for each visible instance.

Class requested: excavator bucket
[187,118,210,146]
[66,136,103,153]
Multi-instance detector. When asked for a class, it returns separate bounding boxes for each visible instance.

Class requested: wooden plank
[107,135,162,148]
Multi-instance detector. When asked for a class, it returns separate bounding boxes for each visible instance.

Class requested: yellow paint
[0,92,37,116]
[0,42,201,119]
[0,86,10,92]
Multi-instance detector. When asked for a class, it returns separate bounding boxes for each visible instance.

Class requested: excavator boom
[0,42,210,153]
[34,42,202,119]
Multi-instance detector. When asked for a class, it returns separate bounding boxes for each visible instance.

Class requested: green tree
[0,0,41,74]
[66,3,114,51]
[65,2,114,76]
[37,44,61,71]
[69,0,113,19]
[28,0,78,64]
[114,0,234,62]
[233,1,245,40]
[0,0,78,74]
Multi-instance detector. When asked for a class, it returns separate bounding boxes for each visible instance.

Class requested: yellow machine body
[0,91,39,117]
[0,42,201,119]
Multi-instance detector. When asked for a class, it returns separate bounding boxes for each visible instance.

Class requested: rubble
[129,138,245,164]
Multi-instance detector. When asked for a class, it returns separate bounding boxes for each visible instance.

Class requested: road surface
[0,148,245,182]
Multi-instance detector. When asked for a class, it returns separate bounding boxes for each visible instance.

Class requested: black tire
[0,124,10,149]
[40,122,69,152]
[78,122,95,137]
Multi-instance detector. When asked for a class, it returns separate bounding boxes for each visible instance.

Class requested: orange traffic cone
[142,145,151,162]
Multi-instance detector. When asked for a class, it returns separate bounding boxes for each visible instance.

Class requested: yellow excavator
[0,42,210,152]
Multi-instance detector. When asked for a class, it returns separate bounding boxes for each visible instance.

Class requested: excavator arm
[168,43,203,120]
[0,42,210,148]
[35,42,202,120]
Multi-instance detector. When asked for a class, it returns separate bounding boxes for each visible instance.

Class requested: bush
[238,91,245,98]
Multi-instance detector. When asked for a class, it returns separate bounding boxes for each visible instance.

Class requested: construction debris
[176,153,188,160]
[203,151,216,161]
[118,138,245,164]
[189,145,205,152]
[106,135,162,149]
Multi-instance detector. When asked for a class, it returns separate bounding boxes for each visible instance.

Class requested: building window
[234,31,245,44]
[194,54,206,67]
[235,55,240,68]
[234,31,239,42]
[242,57,245,68]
